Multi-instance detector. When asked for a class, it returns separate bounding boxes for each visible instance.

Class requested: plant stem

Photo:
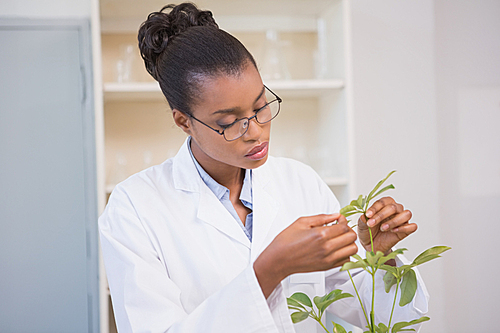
[364,213,375,254]
[363,213,376,332]
[387,278,400,330]
[370,271,375,332]
[347,270,370,327]
[318,319,330,333]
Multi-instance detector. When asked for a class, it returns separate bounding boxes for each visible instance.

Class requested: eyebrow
[212,86,266,115]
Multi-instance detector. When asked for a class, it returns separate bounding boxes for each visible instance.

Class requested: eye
[217,119,238,129]
[255,102,270,113]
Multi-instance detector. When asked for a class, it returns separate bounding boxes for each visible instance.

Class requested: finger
[326,242,359,269]
[365,197,396,219]
[336,214,348,225]
[366,201,403,228]
[312,223,354,243]
[301,213,342,228]
[391,222,418,235]
[324,228,358,252]
[379,210,412,232]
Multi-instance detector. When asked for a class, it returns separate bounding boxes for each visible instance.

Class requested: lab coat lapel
[251,161,280,262]
[172,138,251,249]
[197,183,251,249]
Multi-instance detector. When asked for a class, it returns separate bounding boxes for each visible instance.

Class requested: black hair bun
[138,2,218,80]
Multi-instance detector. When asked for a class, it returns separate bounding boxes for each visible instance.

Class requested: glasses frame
[187,85,282,142]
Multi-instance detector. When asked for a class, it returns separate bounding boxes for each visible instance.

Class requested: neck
[190,139,245,190]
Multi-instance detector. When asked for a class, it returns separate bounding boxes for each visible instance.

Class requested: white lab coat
[99,138,429,333]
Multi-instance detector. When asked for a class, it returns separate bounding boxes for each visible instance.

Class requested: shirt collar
[187,137,253,204]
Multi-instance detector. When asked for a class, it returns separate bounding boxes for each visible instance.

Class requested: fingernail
[367,219,375,227]
[366,211,372,218]
[381,224,389,231]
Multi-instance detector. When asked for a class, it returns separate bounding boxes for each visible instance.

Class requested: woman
[99,3,429,333]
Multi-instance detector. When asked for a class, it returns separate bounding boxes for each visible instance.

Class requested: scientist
[99,3,429,333]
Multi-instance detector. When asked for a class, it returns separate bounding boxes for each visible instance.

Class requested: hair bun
[138,2,218,80]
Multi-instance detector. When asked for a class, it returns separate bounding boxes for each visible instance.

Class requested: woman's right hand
[253,213,358,298]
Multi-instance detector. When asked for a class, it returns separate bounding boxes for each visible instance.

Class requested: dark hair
[138,2,257,115]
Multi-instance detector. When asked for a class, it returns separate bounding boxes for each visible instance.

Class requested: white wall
[349,1,445,332]
[0,0,90,18]
[350,1,500,332]
[435,1,500,332]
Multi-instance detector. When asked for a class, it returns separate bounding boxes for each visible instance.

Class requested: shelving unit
[92,0,355,332]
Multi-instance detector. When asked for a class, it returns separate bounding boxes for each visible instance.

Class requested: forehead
[191,64,263,116]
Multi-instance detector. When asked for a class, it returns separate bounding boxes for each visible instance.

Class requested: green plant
[287,171,451,333]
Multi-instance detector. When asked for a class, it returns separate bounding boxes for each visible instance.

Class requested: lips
[245,142,269,160]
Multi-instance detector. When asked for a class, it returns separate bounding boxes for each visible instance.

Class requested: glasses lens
[222,88,281,141]
[256,99,280,124]
[224,118,249,141]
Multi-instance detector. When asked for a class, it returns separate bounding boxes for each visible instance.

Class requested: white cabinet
[92,0,355,332]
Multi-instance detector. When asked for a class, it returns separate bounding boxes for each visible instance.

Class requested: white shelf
[103,79,344,102]
[103,82,163,102]
[324,177,349,187]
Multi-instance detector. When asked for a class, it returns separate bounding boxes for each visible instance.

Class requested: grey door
[0,19,99,332]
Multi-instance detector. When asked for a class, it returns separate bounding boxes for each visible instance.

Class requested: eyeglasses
[188,85,282,142]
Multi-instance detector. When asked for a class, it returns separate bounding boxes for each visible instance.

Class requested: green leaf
[375,322,389,333]
[343,210,361,218]
[412,246,451,266]
[340,254,368,271]
[371,184,395,201]
[332,321,348,333]
[324,289,342,300]
[341,260,367,271]
[399,269,417,306]
[367,170,397,202]
[391,317,429,333]
[352,254,367,262]
[356,195,364,209]
[313,289,355,314]
[287,297,305,310]
[291,311,309,323]
[378,248,407,266]
[288,306,305,312]
[399,264,414,276]
[366,251,385,267]
[383,270,398,293]
[340,205,358,216]
[391,323,415,333]
[409,316,430,325]
[379,264,398,276]
[289,292,312,307]
[348,195,363,209]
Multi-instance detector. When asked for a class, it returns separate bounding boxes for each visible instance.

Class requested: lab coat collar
[172,137,202,193]
[172,138,251,248]
[172,138,280,253]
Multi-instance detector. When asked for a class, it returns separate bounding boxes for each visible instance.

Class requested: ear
[172,109,192,135]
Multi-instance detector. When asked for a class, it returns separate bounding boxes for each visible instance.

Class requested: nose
[242,116,263,141]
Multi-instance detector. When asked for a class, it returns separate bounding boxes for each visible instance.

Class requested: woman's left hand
[357,196,417,254]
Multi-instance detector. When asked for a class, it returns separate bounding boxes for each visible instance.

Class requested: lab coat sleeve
[99,205,284,333]
[324,253,429,331]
